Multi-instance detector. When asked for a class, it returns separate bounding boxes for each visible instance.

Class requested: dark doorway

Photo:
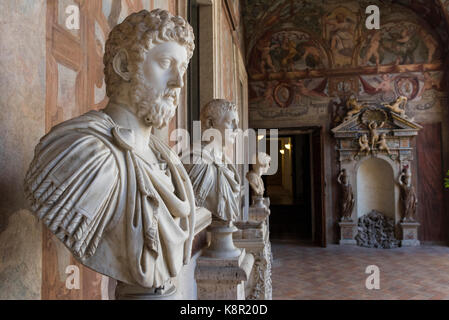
[262,128,326,246]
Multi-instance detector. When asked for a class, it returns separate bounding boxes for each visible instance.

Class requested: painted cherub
[355,134,371,158]
[418,28,438,63]
[363,31,382,66]
[258,39,278,73]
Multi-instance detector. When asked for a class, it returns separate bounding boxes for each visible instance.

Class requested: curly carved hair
[200,99,239,130]
[104,9,195,97]
[252,152,271,166]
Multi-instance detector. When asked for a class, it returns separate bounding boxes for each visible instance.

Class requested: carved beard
[130,74,178,129]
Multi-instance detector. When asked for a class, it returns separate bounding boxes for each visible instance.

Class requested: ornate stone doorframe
[332,98,422,247]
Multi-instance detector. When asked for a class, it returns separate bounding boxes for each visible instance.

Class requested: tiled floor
[271,241,449,300]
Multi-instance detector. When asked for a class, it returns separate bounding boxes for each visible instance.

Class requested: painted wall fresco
[243,0,449,63]
[244,0,447,127]
[0,0,46,299]
[358,22,441,66]
[249,30,330,76]
[221,6,236,103]
[243,0,449,243]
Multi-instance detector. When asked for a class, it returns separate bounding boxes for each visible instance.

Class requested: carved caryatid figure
[356,134,370,158]
[246,152,271,197]
[398,167,418,222]
[183,99,241,224]
[24,10,196,295]
[382,96,408,117]
[337,169,355,221]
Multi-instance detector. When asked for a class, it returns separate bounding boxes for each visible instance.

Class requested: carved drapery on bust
[24,9,197,291]
[183,99,241,223]
[25,111,195,288]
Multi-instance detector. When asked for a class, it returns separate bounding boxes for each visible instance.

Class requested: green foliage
[445,170,449,189]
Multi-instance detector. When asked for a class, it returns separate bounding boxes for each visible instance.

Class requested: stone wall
[0,0,248,299]
[0,0,47,299]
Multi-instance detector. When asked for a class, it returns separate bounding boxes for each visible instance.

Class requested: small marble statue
[183,99,242,258]
[398,167,418,222]
[24,9,196,296]
[246,152,271,197]
[337,169,354,221]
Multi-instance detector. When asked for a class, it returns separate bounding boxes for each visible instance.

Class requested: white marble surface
[24,9,198,296]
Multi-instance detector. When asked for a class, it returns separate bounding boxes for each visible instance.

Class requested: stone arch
[355,156,396,219]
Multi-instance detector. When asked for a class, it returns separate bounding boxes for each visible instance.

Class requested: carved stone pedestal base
[195,249,254,300]
[234,220,272,300]
[248,204,270,225]
[400,221,420,247]
[339,220,357,245]
[251,196,267,209]
[115,281,177,300]
[202,220,241,259]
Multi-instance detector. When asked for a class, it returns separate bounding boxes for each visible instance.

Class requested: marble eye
[159,58,171,69]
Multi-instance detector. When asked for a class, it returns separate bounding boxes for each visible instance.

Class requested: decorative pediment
[332,106,422,139]
[331,98,422,164]
[332,99,422,246]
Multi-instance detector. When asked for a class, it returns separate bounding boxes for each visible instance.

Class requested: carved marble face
[213,110,239,146]
[257,161,270,175]
[132,41,188,128]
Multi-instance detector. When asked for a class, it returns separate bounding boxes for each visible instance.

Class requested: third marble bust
[183,99,241,224]
[24,9,196,294]
[246,152,271,197]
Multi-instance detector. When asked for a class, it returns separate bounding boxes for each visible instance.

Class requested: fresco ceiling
[242,0,449,64]
[242,0,449,125]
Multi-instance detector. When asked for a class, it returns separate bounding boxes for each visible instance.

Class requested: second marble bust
[183,99,241,224]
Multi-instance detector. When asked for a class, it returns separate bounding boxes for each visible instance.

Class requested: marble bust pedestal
[195,219,255,300]
[202,220,241,259]
[115,281,177,300]
[339,220,358,245]
[234,218,272,300]
[400,221,420,247]
[195,248,254,300]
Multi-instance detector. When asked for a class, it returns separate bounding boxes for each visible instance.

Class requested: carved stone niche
[332,104,422,247]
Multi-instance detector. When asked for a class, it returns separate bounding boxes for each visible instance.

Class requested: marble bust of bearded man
[24,9,196,295]
[183,99,241,226]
